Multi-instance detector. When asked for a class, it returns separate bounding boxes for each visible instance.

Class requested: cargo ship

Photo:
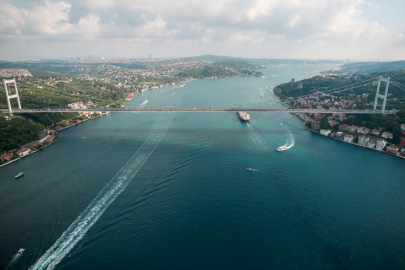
[237,111,250,122]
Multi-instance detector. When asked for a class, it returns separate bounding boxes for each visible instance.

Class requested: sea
[1,64,405,270]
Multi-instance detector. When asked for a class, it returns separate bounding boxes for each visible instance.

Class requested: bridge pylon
[3,78,21,114]
[373,76,390,114]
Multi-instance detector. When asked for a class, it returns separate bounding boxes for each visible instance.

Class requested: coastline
[305,126,405,160]
[0,114,105,168]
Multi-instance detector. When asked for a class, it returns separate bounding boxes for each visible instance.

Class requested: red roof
[17,148,30,154]
[0,153,13,159]
[30,141,42,148]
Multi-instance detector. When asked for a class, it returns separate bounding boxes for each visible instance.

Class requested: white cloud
[0,0,402,59]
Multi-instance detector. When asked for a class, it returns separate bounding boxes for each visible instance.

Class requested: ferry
[276,145,288,152]
[246,168,255,172]
[237,111,250,122]
[15,172,24,179]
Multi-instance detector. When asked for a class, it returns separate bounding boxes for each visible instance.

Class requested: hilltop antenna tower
[373,77,390,114]
[3,78,21,114]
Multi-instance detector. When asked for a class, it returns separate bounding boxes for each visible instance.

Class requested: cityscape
[1,1,405,270]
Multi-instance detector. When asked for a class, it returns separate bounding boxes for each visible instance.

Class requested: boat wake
[278,131,295,151]
[247,123,269,151]
[29,114,175,270]
[140,99,148,106]
[6,250,24,269]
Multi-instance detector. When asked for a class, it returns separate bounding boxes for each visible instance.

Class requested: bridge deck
[0,108,396,114]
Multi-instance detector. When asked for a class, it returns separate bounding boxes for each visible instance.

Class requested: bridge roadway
[0,108,396,114]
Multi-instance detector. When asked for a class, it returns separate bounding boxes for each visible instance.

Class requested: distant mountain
[338,61,405,74]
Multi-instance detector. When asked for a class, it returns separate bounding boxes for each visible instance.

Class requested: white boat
[277,145,288,152]
[280,123,282,126]
[17,248,25,255]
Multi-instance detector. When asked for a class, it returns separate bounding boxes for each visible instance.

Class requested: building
[291,78,296,83]
[17,148,30,157]
[386,145,399,154]
[348,125,358,133]
[311,121,321,130]
[372,129,381,136]
[367,139,376,148]
[30,141,43,149]
[376,139,387,150]
[320,129,331,136]
[401,124,405,132]
[344,134,354,143]
[328,120,339,127]
[339,124,349,132]
[358,136,369,146]
[357,127,370,135]
[336,132,344,139]
[382,132,393,139]
[0,153,13,162]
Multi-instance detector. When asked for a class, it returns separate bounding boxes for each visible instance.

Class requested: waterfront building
[311,121,321,130]
[386,145,399,154]
[17,148,30,157]
[382,132,393,139]
[336,132,344,139]
[401,124,405,132]
[367,139,377,149]
[320,129,331,136]
[358,136,369,146]
[344,134,354,143]
[376,139,387,151]
[0,153,13,162]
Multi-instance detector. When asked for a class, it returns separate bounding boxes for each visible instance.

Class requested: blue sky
[1,0,404,60]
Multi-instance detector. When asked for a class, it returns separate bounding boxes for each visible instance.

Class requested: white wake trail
[285,131,295,150]
[30,114,175,270]
[140,99,148,106]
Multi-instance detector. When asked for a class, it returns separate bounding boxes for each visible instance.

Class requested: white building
[344,134,354,143]
[320,129,331,136]
[375,139,387,151]
[358,136,369,146]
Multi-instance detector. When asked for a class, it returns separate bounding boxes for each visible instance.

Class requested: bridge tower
[3,78,21,114]
[373,77,390,114]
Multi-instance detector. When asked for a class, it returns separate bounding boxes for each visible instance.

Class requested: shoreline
[305,126,405,160]
[0,114,105,168]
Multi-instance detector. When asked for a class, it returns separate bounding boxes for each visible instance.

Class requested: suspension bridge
[2,76,404,115]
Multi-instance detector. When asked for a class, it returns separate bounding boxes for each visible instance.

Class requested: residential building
[401,124,405,132]
[328,120,338,127]
[348,125,358,133]
[336,132,344,139]
[358,136,369,146]
[320,129,331,136]
[344,134,354,143]
[367,139,376,148]
[382,132,394,139]
[311,121,321,130]
[17,148,30,157]
[0,153,14,162]
[339,124,349,132]
[372,129,380,136]
[357,127,370,135]
[386,145,399,154]
[375,139,387,150]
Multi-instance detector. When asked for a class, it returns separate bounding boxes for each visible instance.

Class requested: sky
[0,0,404,60]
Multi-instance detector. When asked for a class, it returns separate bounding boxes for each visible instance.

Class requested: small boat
[246,168,255,172]
[280,123,283,126]
[277,145,288,152]
[17,248,25,255]
[15,172,24,179]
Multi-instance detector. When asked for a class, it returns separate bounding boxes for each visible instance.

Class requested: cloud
[0,0,402,59]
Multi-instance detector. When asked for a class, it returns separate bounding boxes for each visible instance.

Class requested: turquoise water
[1,64,405,269]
